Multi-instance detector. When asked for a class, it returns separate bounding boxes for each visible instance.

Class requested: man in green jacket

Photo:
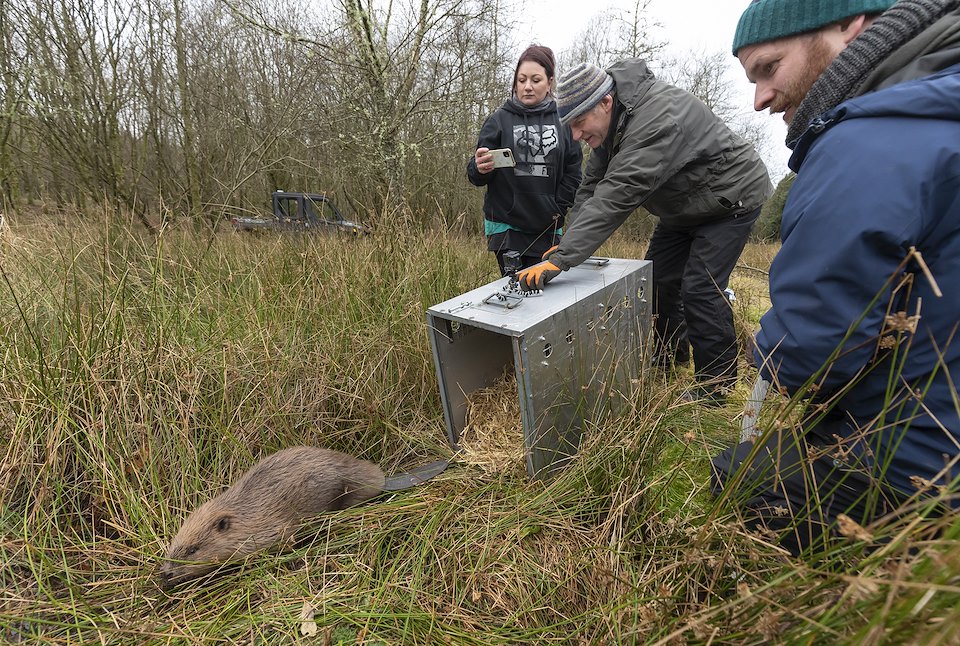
[517,59,772,403]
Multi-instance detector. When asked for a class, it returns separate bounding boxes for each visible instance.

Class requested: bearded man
[713,0,960,555]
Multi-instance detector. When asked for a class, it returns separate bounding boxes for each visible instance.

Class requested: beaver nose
[158,565,175,590]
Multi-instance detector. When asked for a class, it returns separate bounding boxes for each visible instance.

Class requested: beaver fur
[159,446,385,587]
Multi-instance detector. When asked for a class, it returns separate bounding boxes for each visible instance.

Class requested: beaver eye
[185,546,199,557]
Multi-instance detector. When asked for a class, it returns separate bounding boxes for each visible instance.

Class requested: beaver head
[158,497,284,589]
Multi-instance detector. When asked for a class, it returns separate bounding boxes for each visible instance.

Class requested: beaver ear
[215,514,232,532]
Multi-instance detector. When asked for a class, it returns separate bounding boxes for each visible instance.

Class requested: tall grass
[0,211,957,644]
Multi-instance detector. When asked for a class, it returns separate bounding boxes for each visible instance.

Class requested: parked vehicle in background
[231,191,370,235]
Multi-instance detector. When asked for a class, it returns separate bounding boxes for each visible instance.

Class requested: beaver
[159,446,444,588]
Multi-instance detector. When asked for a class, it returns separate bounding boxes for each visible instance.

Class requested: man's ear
[599,94,614,113]
[839,14,871,44]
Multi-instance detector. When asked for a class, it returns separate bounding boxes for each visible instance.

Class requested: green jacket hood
[606,58,656,111]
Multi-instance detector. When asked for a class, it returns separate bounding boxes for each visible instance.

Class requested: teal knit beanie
[732,0,897,55]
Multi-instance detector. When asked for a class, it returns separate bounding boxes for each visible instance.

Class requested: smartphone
[489,148,516,168]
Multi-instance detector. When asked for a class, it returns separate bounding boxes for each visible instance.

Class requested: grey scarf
[787,0,960,148]
[508,95,554,113]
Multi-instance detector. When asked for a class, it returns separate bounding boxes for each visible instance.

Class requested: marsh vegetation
[0,212,956,644]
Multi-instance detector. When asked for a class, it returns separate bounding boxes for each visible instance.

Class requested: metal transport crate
[426,257,652,478]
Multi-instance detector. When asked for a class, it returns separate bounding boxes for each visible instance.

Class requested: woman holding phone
[467,45,582,276]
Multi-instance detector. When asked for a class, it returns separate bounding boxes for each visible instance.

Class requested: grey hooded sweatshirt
[550,58,772,271]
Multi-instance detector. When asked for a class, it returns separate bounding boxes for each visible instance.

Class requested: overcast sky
[517,0,793,179]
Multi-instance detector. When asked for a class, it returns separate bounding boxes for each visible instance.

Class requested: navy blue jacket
[755,63,960,499]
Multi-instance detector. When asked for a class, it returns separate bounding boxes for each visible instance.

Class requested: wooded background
[0,0,788,231]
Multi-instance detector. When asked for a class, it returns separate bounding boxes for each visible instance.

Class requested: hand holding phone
[475,147,515,174]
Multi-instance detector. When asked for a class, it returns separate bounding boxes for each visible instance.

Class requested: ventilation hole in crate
[543,343,552,358]
[565,330,574,343]
[450,321,461,334]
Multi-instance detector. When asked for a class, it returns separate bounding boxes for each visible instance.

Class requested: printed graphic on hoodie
[513,124,558,177]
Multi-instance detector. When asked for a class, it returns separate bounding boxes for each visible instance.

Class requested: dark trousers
[711,420,905,556]
[644,207,760,385]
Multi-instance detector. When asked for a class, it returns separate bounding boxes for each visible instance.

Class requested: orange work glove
[516,260,562,291]
[541,244,559,261]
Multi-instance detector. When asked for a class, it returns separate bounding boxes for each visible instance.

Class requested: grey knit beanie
[733,0,897,55]
[556,63,615,124]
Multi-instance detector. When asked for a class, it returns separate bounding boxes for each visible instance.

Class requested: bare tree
[171,0,201,221]
[558,0,663,71]
[5,0,518,225]
[659,50,736,117]
[182,0,324,223]
[19,0,153,225]
[0,0,28,207]
[321,0,513,213]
